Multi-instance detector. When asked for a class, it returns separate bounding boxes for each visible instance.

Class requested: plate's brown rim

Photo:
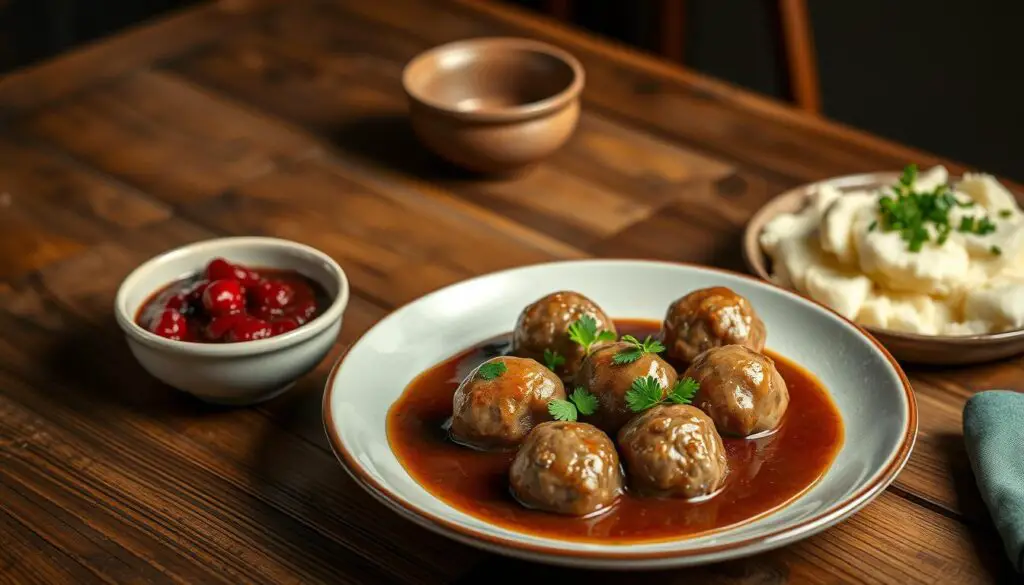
[321,259,918,561]
[742,171,1024,346]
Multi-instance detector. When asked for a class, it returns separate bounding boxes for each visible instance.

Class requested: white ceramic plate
[322,260,917,569]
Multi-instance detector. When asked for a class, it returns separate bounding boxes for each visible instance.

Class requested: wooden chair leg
[659,0,686,63]
[779,0,821,114]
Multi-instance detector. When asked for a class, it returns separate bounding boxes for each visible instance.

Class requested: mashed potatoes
[760,166,1024,335]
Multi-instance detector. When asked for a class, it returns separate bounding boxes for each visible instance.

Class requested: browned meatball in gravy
[512,291,616,381]
[575,341,678,434]
[685,345,789,437]
[451,356,565,450]
[510,421,623,516]
[617,404,728,498]
[662,287,766,366]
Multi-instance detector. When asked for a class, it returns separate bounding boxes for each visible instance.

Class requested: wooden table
[0,1,1018,583]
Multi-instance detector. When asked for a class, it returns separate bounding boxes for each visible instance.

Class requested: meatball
[451,356,565,450]
[512,291,617,381]
[662,287,766,366]
[685,345,789,437]
[617,404,728,498]
[575,341,678,434]
[510,421,623,516]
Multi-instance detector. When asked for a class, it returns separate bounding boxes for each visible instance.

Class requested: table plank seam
[0,415,241,584]
[307,1,821,188]
[0,375,413,585]
[0,0,285,120]
[440,0,980,180]
[0,494,115,585]
[886,483,980,529]
[0,282,454,583]
[147,68,591,261]
[0,475,184,585]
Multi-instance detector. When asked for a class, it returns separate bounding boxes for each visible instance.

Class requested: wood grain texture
[0,0,1019,582]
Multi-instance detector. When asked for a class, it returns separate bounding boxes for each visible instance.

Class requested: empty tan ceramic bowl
[402,37,584,174]
[743,171,1024,365]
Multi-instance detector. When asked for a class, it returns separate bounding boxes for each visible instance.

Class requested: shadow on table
[451,552,788,585]
[245,375,483,582]
[328,112,508,183]
[41,318,231,419]
[936,432,1019,582]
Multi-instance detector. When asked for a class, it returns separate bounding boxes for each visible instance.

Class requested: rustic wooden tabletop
[0,0,1018,583]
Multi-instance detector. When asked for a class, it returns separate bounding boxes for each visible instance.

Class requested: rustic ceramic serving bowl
[402,37,584,174]
[115,237,349,405]
[743,171,1024,365]
[322,260,916,569]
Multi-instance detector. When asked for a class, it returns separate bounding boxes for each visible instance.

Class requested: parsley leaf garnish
[625,376,666,412]
[570,387,598,415]
[477,361,507,380]
[626,375,701,413]
[875,164,998,252]
[548,386,599,422]
[547,399,577,422]
[991,245,1003,256]
[666,378,700,405]
[613,334,666,365]
[1000,209,1013,218]
[542,348,565,372]
[567,315,616,354]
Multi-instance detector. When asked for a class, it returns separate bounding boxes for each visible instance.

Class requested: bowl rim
[742,169,1024,345]
[114,236,350,357]
[321,258,918,563]
[401,36,585,123]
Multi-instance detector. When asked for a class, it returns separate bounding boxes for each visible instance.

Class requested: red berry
[252,280,294,311]
[205,258,237,282]
[202,279,245,316]
[187,280,210,308]
[270,318,300,336]
[164,292,188,312]
[205,257,261,287]
[227,317,273,342]
[206,313,245,340]
[292,299,318,324]
[237,267,262,288]
[150,310,187,340]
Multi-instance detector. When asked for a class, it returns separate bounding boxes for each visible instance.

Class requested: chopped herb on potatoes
[876,163,996,252]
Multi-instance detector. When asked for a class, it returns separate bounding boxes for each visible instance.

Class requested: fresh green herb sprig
[477,361,507,380]
[874,164,1000,254]
[625,375,700,413]
[542,349,565,372]
[548,387,600,422]
[567,315,617,354]
[613,335,666,365]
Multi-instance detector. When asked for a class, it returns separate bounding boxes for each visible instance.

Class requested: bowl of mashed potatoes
[744,165,1024,364]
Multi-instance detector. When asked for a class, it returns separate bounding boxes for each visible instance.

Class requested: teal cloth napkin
[964,390,1024,572]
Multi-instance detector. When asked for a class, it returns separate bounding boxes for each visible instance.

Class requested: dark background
[2,0,1020,181]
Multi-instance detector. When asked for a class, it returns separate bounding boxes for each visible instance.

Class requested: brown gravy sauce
[387,319,844,543]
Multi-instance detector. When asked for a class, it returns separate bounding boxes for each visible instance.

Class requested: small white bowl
[115,237,349,405]
[323,260,916,569]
